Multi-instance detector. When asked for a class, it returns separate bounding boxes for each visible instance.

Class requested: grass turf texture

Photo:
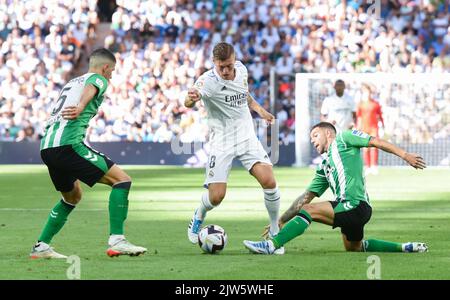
[0,165,449,279]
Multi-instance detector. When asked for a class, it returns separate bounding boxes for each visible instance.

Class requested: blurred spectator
[0,0,98,141]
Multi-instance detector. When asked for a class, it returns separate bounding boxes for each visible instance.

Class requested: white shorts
[204,138,272,187]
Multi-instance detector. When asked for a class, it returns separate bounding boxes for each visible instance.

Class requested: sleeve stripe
[339,133,347,149]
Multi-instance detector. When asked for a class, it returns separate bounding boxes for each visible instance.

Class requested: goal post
[295,73,450,167]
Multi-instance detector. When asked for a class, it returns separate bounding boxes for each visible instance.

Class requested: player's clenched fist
[188,88,201,101]
[185,88,201,108]
[260,110,275,125]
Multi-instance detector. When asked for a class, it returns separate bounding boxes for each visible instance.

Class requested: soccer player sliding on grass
[244,122,428,254]
[30,48,146,259]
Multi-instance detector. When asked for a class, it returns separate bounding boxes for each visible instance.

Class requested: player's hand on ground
[278,220,285,230]
[61,106,82,120]
[261,224,271,239]
[260,110,275,125]
[403,152,426,169]
[261,220,285,239]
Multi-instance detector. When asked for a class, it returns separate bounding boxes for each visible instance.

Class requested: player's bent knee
[261,177,276,189]
[119,174,132,183]
[209,191,226,206]
[344,242,363,252]
[63,187,82,205]
[106,172,132,186]
[114,169,131,183]
[345,245,362,252]
[300,204,322,220]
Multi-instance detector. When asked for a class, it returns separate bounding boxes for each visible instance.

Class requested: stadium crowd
[0,0,98,141]
[0,0,449,145]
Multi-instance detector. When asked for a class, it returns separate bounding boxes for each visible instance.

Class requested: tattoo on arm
[280,191,316,224]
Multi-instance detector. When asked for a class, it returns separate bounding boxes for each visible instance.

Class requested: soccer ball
[198,224,228,254]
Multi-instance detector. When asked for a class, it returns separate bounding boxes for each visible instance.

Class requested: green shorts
[40,143,114,192]
[330,200,372,242]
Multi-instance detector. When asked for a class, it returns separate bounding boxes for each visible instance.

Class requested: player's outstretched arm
[368,137,427,169]
[184,88,201,108]
[61,84,98,120]
[247,94,274,124]
[262,190,317,238]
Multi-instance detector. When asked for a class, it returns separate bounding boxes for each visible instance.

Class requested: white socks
[194,188,279,235]
[196,192,216,220]
[264,186,281,236]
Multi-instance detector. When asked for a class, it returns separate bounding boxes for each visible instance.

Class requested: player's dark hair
[335,79,345,85]
[212,42,235,61]
[311,122,337,134]
[89,48,116,64]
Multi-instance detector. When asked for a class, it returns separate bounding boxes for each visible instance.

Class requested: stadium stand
[0,0,449,148]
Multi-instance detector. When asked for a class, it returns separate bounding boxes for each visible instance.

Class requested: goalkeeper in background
[30,48,146,259]
[357,84,384,175]
[244,122,428,254]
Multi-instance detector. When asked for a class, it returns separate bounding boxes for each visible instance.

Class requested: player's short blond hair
[89,48,116,68]
[213,42,235,61]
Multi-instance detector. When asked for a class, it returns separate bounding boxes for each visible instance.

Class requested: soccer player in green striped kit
[244,122,428,254]
[31,48,146,258]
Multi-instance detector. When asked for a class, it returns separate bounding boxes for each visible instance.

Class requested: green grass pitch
[0,165,449,279]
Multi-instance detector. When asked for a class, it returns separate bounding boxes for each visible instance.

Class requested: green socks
[109,181,131,235]
[37,181,131,244]
[267,208,406,253]
[363,239,402,252]
[38,199,75,244]
[272,210,312,248]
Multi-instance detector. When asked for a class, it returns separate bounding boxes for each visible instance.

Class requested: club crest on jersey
[95,78,104,88]
[351,130,369,139]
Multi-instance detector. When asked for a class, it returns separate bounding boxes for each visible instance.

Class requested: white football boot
[403,242,428,253]
[243,240,276,255]
[30,242,67,259]
[106,239,147,257]
[187,209,203,244]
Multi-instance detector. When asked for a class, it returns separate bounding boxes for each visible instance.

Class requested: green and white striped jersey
[307,130,372,204]
[40,73,108,149]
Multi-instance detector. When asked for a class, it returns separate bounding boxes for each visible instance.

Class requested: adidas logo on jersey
[221,86,227,91]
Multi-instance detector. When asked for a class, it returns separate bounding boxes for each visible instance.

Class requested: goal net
[295,73,450,167]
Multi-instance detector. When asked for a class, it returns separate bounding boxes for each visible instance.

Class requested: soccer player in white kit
[320,79,357,132]
[184,42,284,254]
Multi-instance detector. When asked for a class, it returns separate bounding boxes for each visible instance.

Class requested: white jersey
[321,93,356,132]
[193,61,255,150]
